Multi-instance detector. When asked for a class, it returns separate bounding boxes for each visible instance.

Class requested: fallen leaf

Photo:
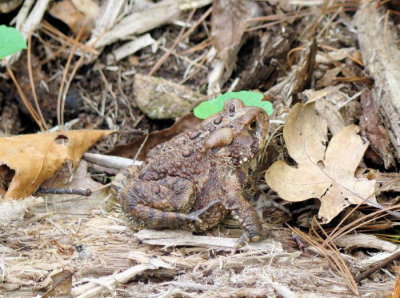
[109,114,201,160]
[49,0,99,38]
[212,0,258,61]
[265,102,376,223]
[208,0,260,91]
[0,130,111,200]
[316,67,341,88]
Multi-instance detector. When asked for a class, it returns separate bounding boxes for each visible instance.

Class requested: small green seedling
[0,25,27,59]
[194,91,273,119]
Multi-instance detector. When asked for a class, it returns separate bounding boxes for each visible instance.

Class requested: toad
[111,98,269,244]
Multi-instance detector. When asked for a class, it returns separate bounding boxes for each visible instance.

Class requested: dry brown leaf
[49,0,99,38]
[212,0,260,69]
[0,130,111,200]
[265,102,376,223]
[109,114,201,160]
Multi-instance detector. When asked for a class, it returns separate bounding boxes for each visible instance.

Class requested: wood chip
[134,229,282,251]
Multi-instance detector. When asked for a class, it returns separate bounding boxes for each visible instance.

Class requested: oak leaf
[265,102,376,223]
[0,130,111,200]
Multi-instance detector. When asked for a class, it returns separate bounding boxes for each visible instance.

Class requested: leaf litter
[1,0,400,296]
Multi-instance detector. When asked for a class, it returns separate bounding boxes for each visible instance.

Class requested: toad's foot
[232,228,269,254]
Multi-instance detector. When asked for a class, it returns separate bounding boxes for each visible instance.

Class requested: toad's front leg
[223,173,265,245]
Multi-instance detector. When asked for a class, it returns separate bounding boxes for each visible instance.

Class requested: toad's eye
[248,120,257,130]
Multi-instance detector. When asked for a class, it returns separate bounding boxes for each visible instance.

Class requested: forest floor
[1,0,400,296]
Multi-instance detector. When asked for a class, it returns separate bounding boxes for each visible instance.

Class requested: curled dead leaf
[49,0,99,38]
[0,130,111,200]
[109,114,201,160]
[265,102,376,223]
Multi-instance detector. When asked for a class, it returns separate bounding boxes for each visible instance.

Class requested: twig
[83,153,142,169]
[36,187,92,196]
[355,250,400,283]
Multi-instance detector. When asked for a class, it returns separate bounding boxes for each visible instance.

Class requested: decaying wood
[134,229,282,251]
[0,196,43,226]
[355,1,400,160]
[72,264,153,297]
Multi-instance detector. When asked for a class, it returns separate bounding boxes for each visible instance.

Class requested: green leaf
[194,91,273,119]
[0,25,27,60]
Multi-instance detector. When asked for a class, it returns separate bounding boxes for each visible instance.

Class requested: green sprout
[0,25,27,59]
[194,91,273,119]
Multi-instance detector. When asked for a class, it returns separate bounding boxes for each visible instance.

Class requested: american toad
[112,99,269,243]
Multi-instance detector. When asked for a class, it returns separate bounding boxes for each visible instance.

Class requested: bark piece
[267,39,317,105]
[360,89,395,169]
[235,30,294,91]
[355,2,400,160]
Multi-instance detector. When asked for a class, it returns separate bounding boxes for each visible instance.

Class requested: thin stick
[36,187,92,196]
[27,30,48,130]
[355,250,400,283]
